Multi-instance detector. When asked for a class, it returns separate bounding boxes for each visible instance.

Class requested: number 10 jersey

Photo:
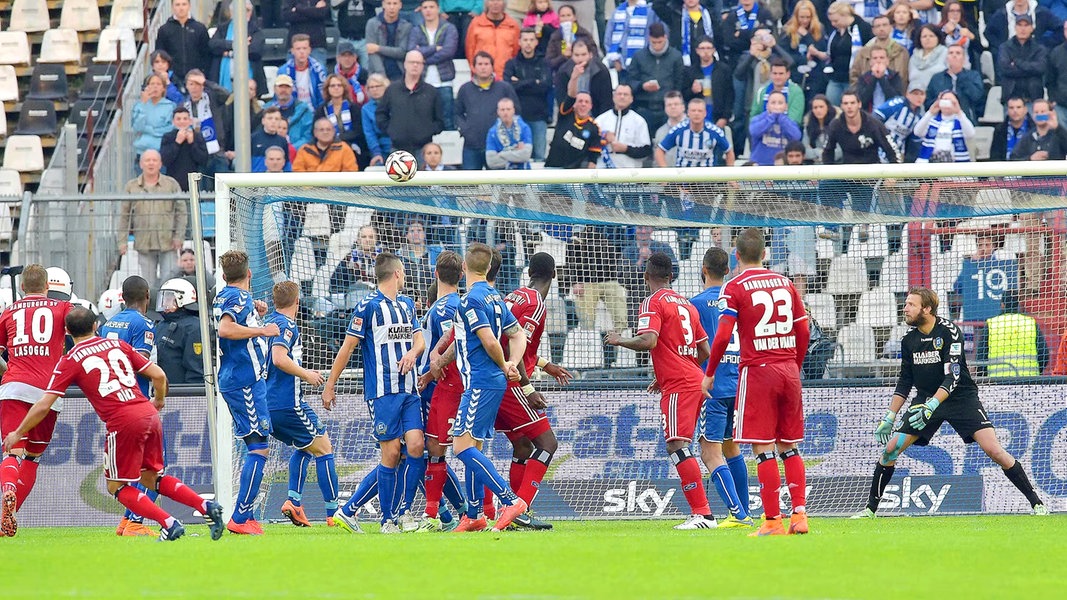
[718,268,808,368]
[0,296,73,407]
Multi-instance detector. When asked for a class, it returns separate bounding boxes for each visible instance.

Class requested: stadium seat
[8,0,50,34]
[289,237,317,283]
[881,252,910,294]
[846,224,889,258]
[14,100,58,137]
[302,204,332,237]
[2,135,45,171]
[74,136,91,172]
[0,32,32,67]
[980,50,995,85]
[826,255,868,295]
[650,229,680,261]
[973,126,994,161]
[68,99,110,137]
[432,130,463,165]
[0,110,7,138]
[805,293,837,331]
[260,28,290,63]
[613,329,638,368]
[0,169,24,197]
[327,231,357,265]
[38,29,84,65]
[834,324,876,364]
[674,257,703,298]
[60,0,103,33]
[534,231,567,266]
[325,27,340,56]
[883,323,912,358]
[855,288,898,328]
[262,65,278,99]
[562,328,603,370]
[109,0,146,30]
[980,87,1003,124]
[94,28,137,63]
[343,206,373,233]
[931,251,964,292]
[81,64,120,101]
[0,65,20,103]
[26,64,70,101]
[310,264,335,298]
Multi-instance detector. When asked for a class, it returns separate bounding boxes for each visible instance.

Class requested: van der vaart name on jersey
[388,325,413,340]
[754,335,796,351]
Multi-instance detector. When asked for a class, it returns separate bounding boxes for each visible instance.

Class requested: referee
[854,288,1047,517]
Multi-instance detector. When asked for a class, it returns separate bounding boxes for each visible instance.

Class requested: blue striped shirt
[420,291,461,375]
[657,120,731,167]
[265,313,302,411]
[213,285,269,392]
[456,281,519,390]
[346,291,422,400]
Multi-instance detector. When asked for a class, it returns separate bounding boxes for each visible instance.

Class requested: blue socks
[399,449,426,517]
[235,451,268,523]
[288,450,313,506]
[443,464,466,514]
[342,465,380,517]
[457,447,515,513]
[377,465,398,524]
[316,454,339,517]
[727,454,750,516]
[711,464,748,520]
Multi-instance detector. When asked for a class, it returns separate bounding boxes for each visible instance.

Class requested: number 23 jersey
[637,288,708,392]
[719,268,807,368]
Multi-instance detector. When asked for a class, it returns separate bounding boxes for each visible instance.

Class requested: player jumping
[700,228,811,537]
[853,288,1047,518]
[606,252,718,530]
[2,307,225,541]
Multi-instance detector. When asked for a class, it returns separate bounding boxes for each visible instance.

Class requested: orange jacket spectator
[466,5,521,80]
[1052,331,1067,375]
[292,140,359,172]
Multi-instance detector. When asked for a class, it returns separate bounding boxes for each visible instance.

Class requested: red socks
[115,485,171,527]
[482,486,496,520]
[156,475,208,513]
[423,460,447,519]
[674,456,711,516]
[1,455,20,494]
[15,458,39,510]
[757,454,783,520]
[509,458,526,494]
[518,449,551,508]
[782,449,807,512]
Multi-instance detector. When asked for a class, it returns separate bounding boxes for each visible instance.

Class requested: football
[385,150,418,182]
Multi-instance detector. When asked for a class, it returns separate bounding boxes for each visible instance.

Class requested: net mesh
[215,170,1067,520]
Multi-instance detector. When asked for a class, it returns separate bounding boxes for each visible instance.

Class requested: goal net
[207,162,1067,521]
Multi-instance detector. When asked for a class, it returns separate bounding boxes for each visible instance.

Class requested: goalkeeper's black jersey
[893,318,979,401]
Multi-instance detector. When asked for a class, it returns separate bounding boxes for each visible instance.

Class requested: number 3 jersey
[0,295,73,408]
[718,268,808,368]
[46,337,155,429]
[637,288,708,392]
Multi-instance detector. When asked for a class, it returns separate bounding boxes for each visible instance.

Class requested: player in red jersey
[606,252,717,530]
[700,228,811,537]
[0,264,72,536]
[2,307,226,541]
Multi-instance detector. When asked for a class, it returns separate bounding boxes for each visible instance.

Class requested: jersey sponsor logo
[440,319,453,332]
[933,337,943,350]
[465,309,478,324]
[952,363,961,377]
[637,316,651,330]
[351,316,364,330]
[387,325,413,340]
[914,350,941,365]
[716,298,728,311]
[949,342,962,356]
[602,481,675,517]
[144,331,154,345]
[283,330,293,342]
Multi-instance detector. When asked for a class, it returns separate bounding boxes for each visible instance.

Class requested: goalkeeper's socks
[866,462,895,513]
[671,449,712,516]
[726,454,750,516]
[458,447,517,506]
[423,458,447,519]
[376,465,399,523]
[115,485,171,528]
[156,475,209,513]
[518,448,552,507]
[443,464,467,513]
[755,452,782,520]
[1003,460,1043,507]
[0,455,20,494]
[400,449,426,516]
[341,466,380,517]
[781,448,806,512]
[710,465,747,520]
[316,454,340,517]
[289,450,313,506]
[15,456,39,510]
[234,452,268,523]
[509,457,527,494]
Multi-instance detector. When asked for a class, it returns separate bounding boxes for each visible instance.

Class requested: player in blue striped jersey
[654,98,736,168]
[323,252,426,534]
[692,248,754,527]
[263,281,338,529]
[214,250,279,535]
[99,275,159,537]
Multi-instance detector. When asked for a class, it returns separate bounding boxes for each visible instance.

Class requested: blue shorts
[269,401,326,449]
[221,380,271,439]
[419,383,435,422]
[451,387,506,441]
[368,392,423,442]
[698,396,735,443]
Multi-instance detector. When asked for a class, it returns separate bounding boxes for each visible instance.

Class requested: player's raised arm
[272,344,325,387]
[322,334,361,409]
[2,393,59,452]
[605,330,658,351]
[218,313,279,340]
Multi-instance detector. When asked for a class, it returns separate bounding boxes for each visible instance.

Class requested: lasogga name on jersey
[754,335,797,351]
[9,345,52,358]
[388,324,413,341]
[913,350,941,365]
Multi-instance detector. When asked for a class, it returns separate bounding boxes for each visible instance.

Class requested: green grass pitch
[7,516,1067,599]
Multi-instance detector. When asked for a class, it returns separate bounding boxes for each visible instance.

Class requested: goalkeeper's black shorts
[896,393,993,445]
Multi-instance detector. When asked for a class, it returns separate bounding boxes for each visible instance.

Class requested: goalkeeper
[854,288,1047,518]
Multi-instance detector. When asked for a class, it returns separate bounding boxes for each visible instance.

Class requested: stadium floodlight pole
[232,0,251,174]
[187,172,228,513]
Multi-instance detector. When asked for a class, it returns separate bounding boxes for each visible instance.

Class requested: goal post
[205,161,1067,520]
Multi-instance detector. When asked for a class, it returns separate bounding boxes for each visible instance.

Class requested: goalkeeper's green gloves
[874,410,896,445]
[907,397,941,430]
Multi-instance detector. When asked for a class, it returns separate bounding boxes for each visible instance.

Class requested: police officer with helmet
[156,278,205,384]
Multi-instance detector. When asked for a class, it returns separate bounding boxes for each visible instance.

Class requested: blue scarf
[862,0,883,20]
[699,62,715,113]
[607,1,650,67]
[916,115,969,162]
[1006,120,1028,158]
[494,118,531,169]
[759,81,787,113]
[325,100,354,136]
[735,4,759,30]
[827,23,865,69]
[682,6,714,67]
[218,21,254,93]
[891,28,913,53]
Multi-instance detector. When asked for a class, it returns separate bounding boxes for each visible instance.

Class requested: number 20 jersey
[718,268,807,368]
[637,288,708,393]
[0,296,73,406]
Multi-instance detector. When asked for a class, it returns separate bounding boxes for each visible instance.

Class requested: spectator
[456,52,520,169]
[221,80,263,168]
[396,219,438,308]
[1011,98,1067,159]
[734,29,794,151]
[557,38,614,117]
[856,46,905,111]
[165,247,212,281]
[409,0,460,129]
[252,107,292,171]
[1049,21,1067,125]
[277,34,330,107]
[603,0,662,72]
[953,233,1018,321]
[655,98,735,166]
[850,15,909,85]
[683,38,734,128]
[466,0,522,80]
[210,0,267,94]
[132,75,178,165]
[990,96,1036,160]
[874,81,926,162]
[314,73,367,162]
[564,0,604,43]
[719,0,778,66]
[886,1,917,53]
[925,45,984,121]
[749,56,806,125]
[264,74,316,150]
[150,50,185,105]
[909,24,948,92]
[652,90,687,166]
[264,145,289,173]
[505,28,553,161]
[156,277,205,385]
[997,15,1050,106]
[336,0,381,68]
[283,0,331,66]
[939,0,979,68]
[274,116,299,162]
[362,73,393,166]
[294,117,361,173]
[367,0,414,80]
[160,106,209,192]
[621,225,678,282]
[119,150,187,287]
[562,225,627,368]
[522,0,560,56]
[156,0,211,84]
[442,0,485,61]
[813,1,873,105]
[749,91,803,165]
[913,90,975,162]
[183,70,231,180]
[330,225,382,295]
[545,4,598,73]
[802,93,839,163]
[782,0,826,86]
[486,97,534,169]
[628,23,685,135]
[334,42,369,106]
[595,83,652,168]
[545,91,603,168]
[422,141,453,170]
[985,0,1064,51]
[377,51,445,154]
[979,291,1049,377]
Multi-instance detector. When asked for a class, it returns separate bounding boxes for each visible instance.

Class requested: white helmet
[157,278,198,312]
[98,289,125,320]
[70,294,99,315]
[46,267,73,301]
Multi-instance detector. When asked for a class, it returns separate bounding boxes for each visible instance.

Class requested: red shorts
[103,413,165,482]
[425,381,463,445]
[660,389,702,442]
[495,385,551,442]
[1,399,59,455]
[735,362,804,444]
